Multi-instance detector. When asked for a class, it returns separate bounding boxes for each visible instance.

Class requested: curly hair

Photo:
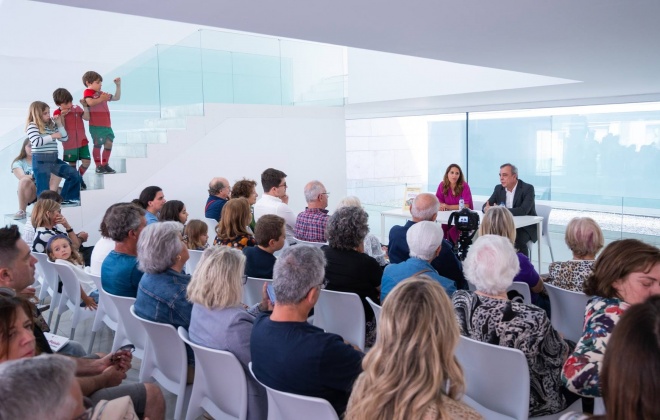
[104,204,146,242]
[231,179,257,199]
[326,206,369,251]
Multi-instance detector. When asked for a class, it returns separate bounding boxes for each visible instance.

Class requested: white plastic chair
[178,327,248,420]
[204,218,218,244]
[365,297,381,330]
[130,306,192,420]
[544,283,589,343]
[88,273,121,353]
[314,289,366,350]
[292,238,327,248]
[457,335,582,420]
[248,363,339,420]
[527,204,555,263]
[593,397,606,415]
[32,252,62,324]
[243,277,272,307]
[507,281,532,305]
[104,293,146,360]
[186,249,204,275]
[50,261,96,340]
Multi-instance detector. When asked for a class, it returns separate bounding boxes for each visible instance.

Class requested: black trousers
[515,228,533,258]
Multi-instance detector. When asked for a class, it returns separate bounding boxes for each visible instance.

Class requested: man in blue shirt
[204,177,231,222]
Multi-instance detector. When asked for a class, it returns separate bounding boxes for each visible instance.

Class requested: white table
[380,208,543,269]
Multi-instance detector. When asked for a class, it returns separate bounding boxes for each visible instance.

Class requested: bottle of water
[459,198,465,210]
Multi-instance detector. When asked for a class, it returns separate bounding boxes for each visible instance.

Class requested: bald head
[209,177,230,199]
[411,193,440,222]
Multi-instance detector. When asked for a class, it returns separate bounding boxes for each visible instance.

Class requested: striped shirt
[26,122,68,154]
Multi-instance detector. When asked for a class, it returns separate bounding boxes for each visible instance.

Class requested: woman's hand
[83,296,98,310]
[439,203,448,211]
[51,131,62,139]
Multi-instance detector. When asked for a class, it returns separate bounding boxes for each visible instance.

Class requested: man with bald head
[205,177,231,222]
[294,180,330,243]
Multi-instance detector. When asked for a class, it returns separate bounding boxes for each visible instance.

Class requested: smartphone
[111,344,135,363]
[266,283,276,304]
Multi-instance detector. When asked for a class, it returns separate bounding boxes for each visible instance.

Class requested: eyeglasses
[73,407,93,420]
[242,274,248,285]
[320,192,330,196]
[278,183,288,189]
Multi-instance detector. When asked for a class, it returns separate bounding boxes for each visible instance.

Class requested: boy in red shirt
[82,71,121,174]
[52,88,91,190]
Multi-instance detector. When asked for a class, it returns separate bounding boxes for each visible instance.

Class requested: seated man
[243,215,286,279]
[388,193,467,289]
[251,246,363,417]
[205,177,231,222]
[483,163,537,257]
[381,221,456,301]
[294,180,330,242]
[101,204,146,297]
[253,168,297,245]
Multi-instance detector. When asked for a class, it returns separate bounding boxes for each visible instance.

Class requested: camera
[447,208,480,261]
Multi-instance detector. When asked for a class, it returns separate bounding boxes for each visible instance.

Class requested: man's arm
[509,182,535,216]
[111,78,121,101]
[77,366,127,396]
[483,185,501,211]
[278,203,297,231]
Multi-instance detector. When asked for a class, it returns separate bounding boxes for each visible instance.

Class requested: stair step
[143,118,187,129]
[113,130,168,144]
[109,143,148,158]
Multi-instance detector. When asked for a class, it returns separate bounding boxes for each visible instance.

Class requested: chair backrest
[314,289,366,350]
[130,306,188,390]
[544,283,589,342]
[365,297,381,324]
[535,204,552,237]
[243,277,272,307]
[90,273,119,326]
[33,252,59,294]
[507,281,532,305]
[178,327,248,420]
[105,293,147,354]
[248,363,339,420]
[49,261,83,307]
[292,238,327,248]
[456,335,530,420]
[204,218,218,244]
[186,249,205,275]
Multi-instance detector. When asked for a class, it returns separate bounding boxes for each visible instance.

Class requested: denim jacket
[135,268,194,364]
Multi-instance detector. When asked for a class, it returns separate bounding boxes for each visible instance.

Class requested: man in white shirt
[254,168,297,245]
[483,163,537,257]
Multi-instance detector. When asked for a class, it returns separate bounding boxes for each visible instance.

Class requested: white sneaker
[13,210,26,220]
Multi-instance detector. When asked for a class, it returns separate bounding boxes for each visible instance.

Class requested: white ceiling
[34,0,660,117]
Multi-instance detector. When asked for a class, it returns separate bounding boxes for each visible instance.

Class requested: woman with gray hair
[134,221,194,369]
[322,205,382,347]
[336,196,387,266]
[453,234,574,417]
[187,247,270,420]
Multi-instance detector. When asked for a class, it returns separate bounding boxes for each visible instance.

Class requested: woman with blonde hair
[30,198,81,253]
[346,276,481,420]
[188,247,270,420]
[548,217,604,292]
[214,197,256,250]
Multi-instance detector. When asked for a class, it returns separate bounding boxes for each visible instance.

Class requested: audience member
[89,203,122,276]
[251,246,363,417]
[10,139,58,220]
[323,206,381,347]
[21,190,63,247]
[46,235,97,309]
[159,199,188,225]
[243,215,285,279]
[435,163,474,245]
[214,198,257,250]
[562,239,660,397]
[134,221,194,369]
[30,198,82,253]
[483,163,537,257]
[253,168,296,245]
[336,196,387,266]
[188,247,270,420]
[479,206,548,313]
[454,234,574,416]
[230,178,258,231]
[346,276,480,420]
[381,221,456,301]
[547,217,604,292]
[387,193,466,288]
[205,177,231,222]
[101,204,146,297]
[133,186,165,225]
[183,219,209,250]
[295,180,330,242]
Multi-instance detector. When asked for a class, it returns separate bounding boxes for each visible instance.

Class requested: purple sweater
[515,252,541,303]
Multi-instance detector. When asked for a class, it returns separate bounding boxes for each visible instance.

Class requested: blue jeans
[33,152,81,201]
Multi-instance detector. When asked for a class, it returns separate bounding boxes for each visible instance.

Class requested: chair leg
[48,307,56,325]
[87,331,96,354]
[70,327,76,340]
[54,313,62,333]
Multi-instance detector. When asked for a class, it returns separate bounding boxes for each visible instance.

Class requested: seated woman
[30,198,81,253]
[453,234,573,417]
[562,239,660,397]
[547,217,604,292]
[11,139,36,220]
[187,247,270,420]
[133,186,165,225]
[336,196,387,266]
[346,276,481,420]
[231,178,259,232]
[214,198,257,250]
[435,163,473,245]
[134,221,194,372]
[479,206,549,313]
[322,206,381,347]
[158,200,188,225]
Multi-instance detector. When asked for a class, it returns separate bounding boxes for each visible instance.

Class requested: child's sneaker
[103,164,117,174]
[61,200,81,207]
[13,210,26,220]
[95,165,106,174]
[80,180,87,191]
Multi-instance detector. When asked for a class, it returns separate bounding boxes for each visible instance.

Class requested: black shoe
[95,165,106,174]
[61,199,81,207]
[80,180,87,191]
[103,164,117,174]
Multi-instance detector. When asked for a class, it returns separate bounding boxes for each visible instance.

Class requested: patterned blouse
[32,226,66,253]
[452,290,570,417]
[562,296,629,397]
[214,234,257,250]
[547,260,595,292]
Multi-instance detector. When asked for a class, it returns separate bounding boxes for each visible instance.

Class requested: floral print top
[561,296,630,397]
[214,234,257,250]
